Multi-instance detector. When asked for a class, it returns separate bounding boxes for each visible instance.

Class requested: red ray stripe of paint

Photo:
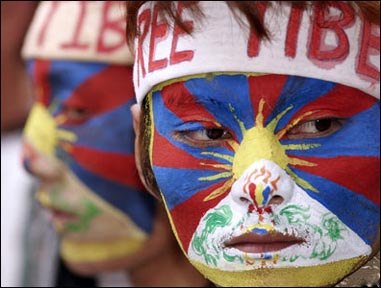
[248,74,288,124]
[161,81,217,123]
[34,60,51,106]
[152,128,228,170]
[285,84,377,134]
[64,66,134,116]
[290,155,380,204]
[170,180,230,252]
[70,145,145,190]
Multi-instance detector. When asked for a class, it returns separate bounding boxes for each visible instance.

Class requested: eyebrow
[165,94,225,108]
[158,81,227,108]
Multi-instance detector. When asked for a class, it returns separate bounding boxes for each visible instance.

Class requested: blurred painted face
[146,74,380,286]
[22,59,161,274]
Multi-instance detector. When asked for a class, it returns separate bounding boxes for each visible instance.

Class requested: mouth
[224,231,305,254]
[36,191,79,223]
[48,207,79,222]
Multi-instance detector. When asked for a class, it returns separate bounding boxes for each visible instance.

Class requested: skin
[133,73,380,287]
[22,59,208,286]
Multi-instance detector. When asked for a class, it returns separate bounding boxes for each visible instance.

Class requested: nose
[21,140,62,181]
[231,159,295,213]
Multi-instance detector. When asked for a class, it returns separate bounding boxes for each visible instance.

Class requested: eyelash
[174,126,233,147]
[174,117,345,147]
[60,104,91,125]
[286,117,345,139]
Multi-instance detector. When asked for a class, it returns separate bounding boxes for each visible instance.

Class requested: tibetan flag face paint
[22,59,155,266]
[148,73,380,286]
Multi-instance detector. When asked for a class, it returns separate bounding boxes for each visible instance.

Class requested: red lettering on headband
[285,5,303,58]
[308,3,355,66]
[148,5,169,72]
[170,2,194,65]
[247,2,268,57]
[97,2,125,53]
[37,1,59,47]
[60,2,90,50]
[357,20,380,81]
[136,8,151,85]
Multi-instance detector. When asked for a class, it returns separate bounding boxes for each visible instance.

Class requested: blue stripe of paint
[267,77,336,132]
[252,228,268,235]
[289,166,379,245]
[26,60,35,76]
[69,160,155,233]
[262,186,271,206]
[263,253,272,259]
[153,90,235,162]
[281,103,380,158]
[60,101,136,154]
[49,60,107,114]
[184,75,254,141]
[153,166,229,209]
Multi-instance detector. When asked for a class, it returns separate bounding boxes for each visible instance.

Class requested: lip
[48,207,79,222]
[224,231,305,253]
[36,193,79,223]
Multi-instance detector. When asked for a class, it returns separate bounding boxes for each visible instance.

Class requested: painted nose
[231,159,295,211]
[21,140,62,181]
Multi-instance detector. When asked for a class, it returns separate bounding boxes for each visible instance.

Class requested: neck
[128,244,209,287]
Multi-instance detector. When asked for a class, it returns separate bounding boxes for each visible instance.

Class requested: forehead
[27,60,106,101]
[151,74,377,129]
[26,59,136,113]
[153,73,369,105]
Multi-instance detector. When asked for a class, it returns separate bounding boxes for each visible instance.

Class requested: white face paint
[188,159,371,271]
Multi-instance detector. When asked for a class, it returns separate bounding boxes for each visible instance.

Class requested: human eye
[175,124,233,147]
[287,117,345,139]
[61,104,91,125]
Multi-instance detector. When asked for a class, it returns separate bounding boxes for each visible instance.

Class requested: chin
[190,256,371,287]
[63,257,131,276]
[58,237,148,275]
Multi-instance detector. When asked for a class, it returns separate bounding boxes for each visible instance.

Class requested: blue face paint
[149,73,379,262]
[24,59,155,234]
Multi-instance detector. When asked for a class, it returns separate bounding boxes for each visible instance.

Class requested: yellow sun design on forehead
[200,98,320,202]
[24,103,77,155]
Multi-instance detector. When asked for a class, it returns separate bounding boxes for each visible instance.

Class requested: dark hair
[130,1,381,197]
[126,1,380,46]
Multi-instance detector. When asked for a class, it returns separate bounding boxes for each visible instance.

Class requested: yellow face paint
[245,223,274,234]
[147,73,379,288]
[190,256,367,287]
[24,103,57,156]
[23,103,77,156]
[37,171,148,263]
[233,126,290,178]
[254,182,264,206]
[61,237,145,263]
[231,98,320,192]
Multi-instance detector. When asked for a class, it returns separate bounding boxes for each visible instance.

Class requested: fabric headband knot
[133,1,380,103]
[22,1,133,64]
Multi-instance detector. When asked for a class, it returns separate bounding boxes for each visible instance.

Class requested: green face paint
[190,200,350,269]
[191,205,234,266]
[50,185,102,233]
[278,206,347,262]
[65,200,102,233]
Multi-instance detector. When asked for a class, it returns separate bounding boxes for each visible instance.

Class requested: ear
[130,103,141,136]
[130,104,160,200]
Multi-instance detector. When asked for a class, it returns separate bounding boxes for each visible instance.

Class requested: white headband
[133,1,380,103]
[22,1,133,65]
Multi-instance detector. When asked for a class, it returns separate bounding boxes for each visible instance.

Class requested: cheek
[23,103,58,156]
[151,138,233,252]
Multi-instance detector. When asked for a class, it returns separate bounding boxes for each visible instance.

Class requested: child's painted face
[147,74,380,286]
[22,59,156,273]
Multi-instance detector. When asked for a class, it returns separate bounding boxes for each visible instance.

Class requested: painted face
[22,59,156,271]
[148,74,380,286]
